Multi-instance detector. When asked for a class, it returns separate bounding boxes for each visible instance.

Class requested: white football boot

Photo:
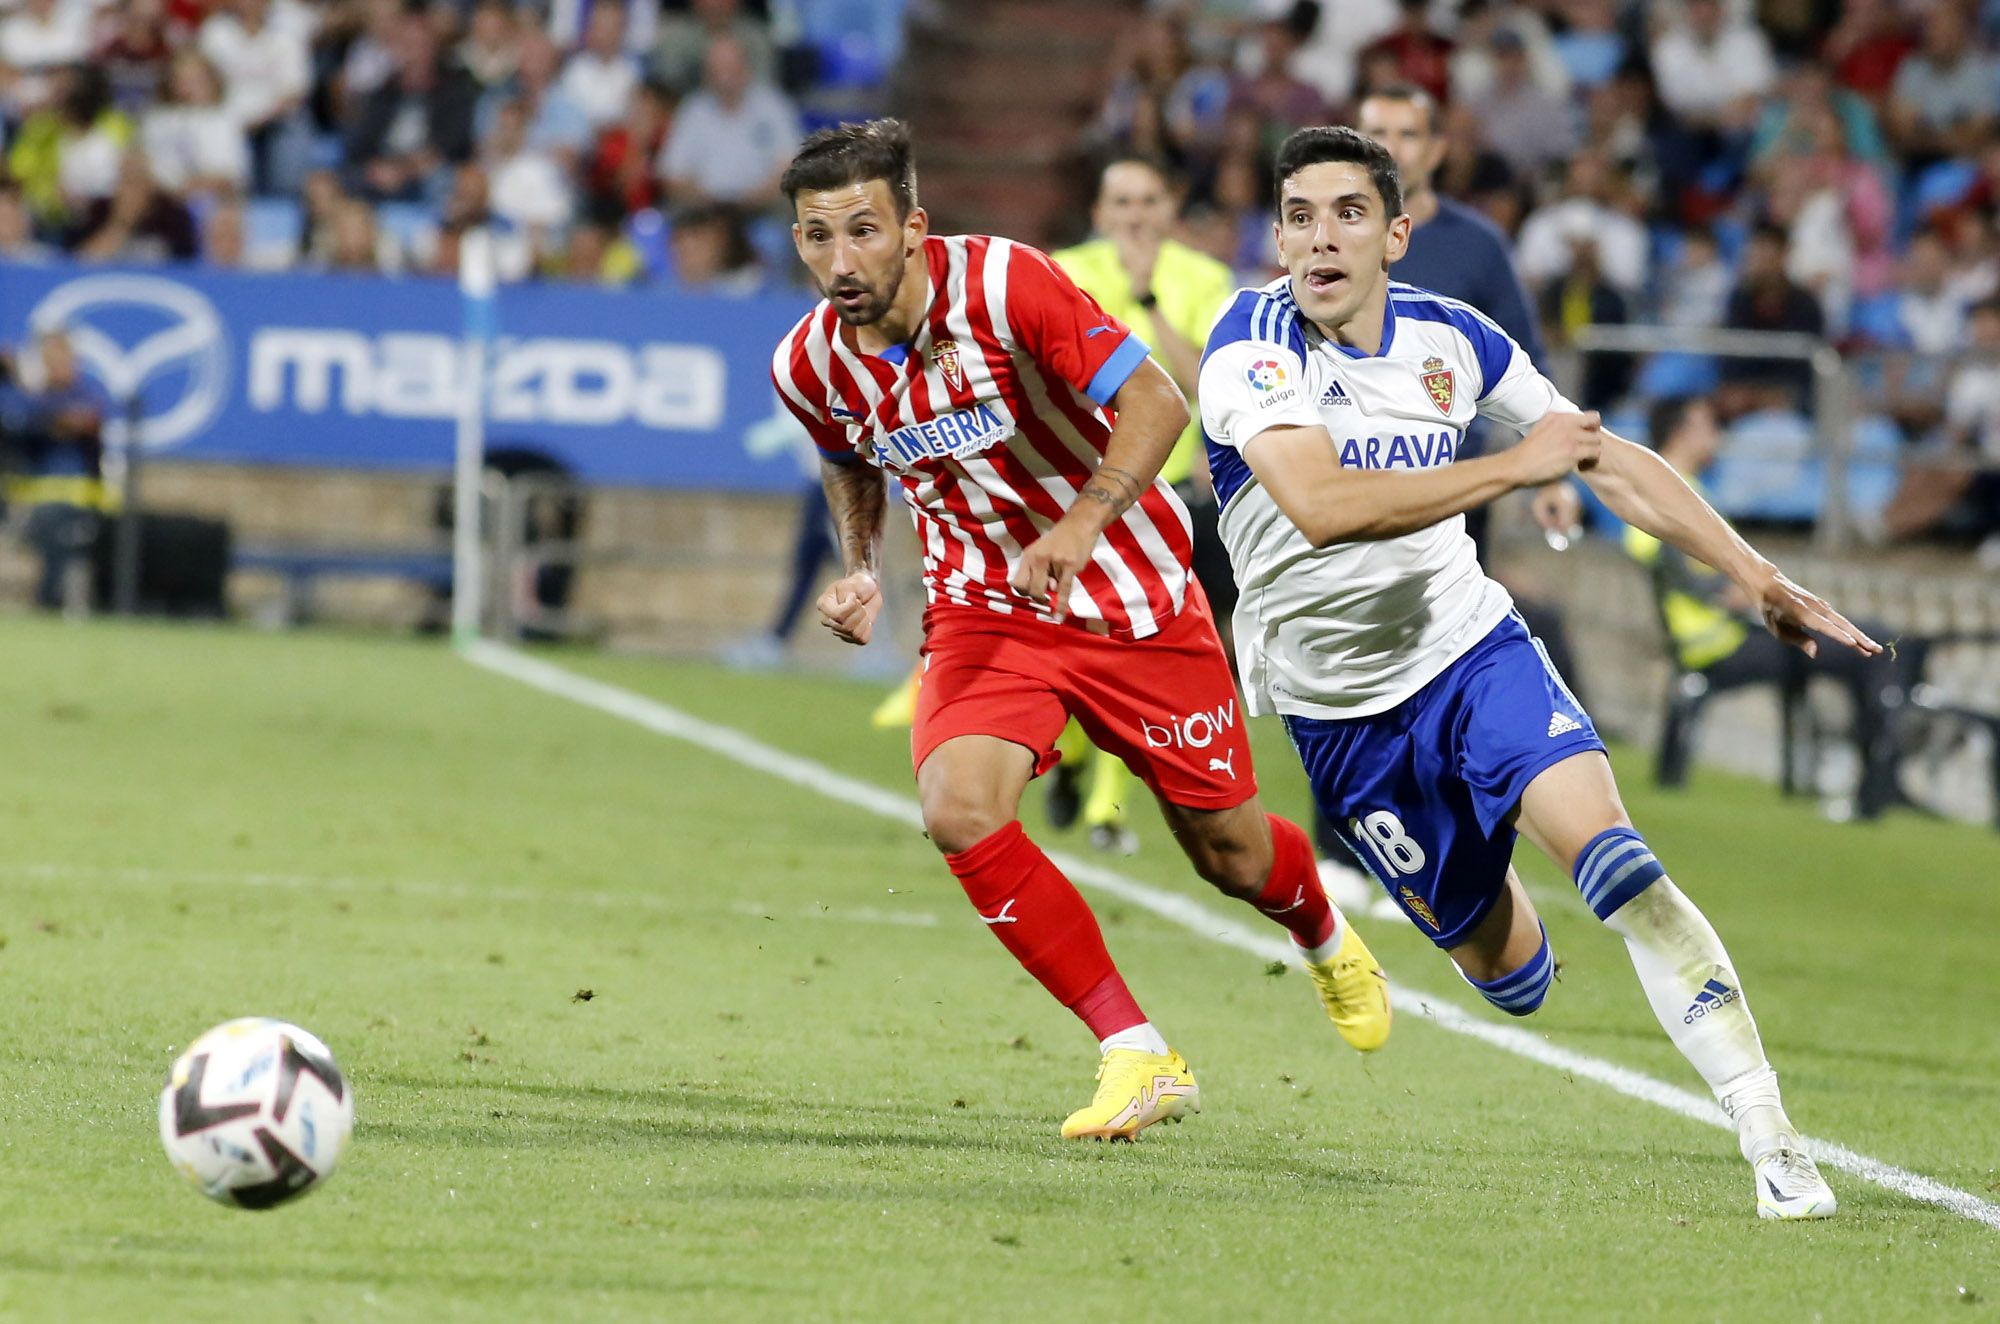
[1750,1134,1837,1221]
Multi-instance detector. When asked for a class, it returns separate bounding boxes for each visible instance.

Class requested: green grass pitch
[0,615,1994,1321]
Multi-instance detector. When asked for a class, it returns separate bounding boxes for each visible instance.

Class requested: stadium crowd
[0,0,891,286]
[1097,0,2000,553]
[0,0,1995,549]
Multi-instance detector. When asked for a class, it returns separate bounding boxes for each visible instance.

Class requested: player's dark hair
[1272,126,1403,217]
[1358,80,1438,134]
[1646,395,1706,451]
[781,118,919,221]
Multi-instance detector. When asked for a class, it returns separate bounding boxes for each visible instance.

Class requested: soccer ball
[158,1018,353,1210]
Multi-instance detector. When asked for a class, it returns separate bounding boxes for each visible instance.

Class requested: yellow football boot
[869,665,921,729]
[1060,1047,1199,1141]
[1303,920,1392,1052]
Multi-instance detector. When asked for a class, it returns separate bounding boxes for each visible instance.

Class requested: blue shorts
[1283,613,1605,949]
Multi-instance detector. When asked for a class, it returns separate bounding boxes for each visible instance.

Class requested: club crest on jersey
[1398,886,1440,930]
[1420,355,1454,415]
[930,338,966,391]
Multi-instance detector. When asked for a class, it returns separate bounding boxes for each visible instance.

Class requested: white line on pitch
[462,639,2000,1233]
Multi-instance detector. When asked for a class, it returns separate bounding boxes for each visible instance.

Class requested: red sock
[944,822,1145,1040]
[1253,814,1339,949]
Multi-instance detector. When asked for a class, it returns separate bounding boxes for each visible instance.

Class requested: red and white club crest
[1420,355,1454,414]
[931,338,965,391]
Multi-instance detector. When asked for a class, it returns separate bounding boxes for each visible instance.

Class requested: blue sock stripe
[1578,841,1647,905]
[1479,942,1552,995]
[1468,927,1553,1016]
[1575,828,1642,891]
[1576,839,1646,910]
[1573,827,1666,920]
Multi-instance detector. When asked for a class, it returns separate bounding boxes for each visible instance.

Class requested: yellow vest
[1050,237,1236,486]
[1622,472,1747,670]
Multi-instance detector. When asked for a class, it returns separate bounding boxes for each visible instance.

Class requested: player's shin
[1573,828,1796,1154]
[944,821,1165,1053]
[1254,814,1340,952]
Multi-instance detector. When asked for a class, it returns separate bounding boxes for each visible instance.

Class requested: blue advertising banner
[0,261,816,490]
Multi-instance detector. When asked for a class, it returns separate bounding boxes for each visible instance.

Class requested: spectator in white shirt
[1661,225,1733,329]
[649,0,775,99]
[1649,0,1775,133]
[1465,27,1577,182]
[1887,5,1998,170]
[1893,227,1971,357]
[484,96,573,231]
[1514,150,1650,296]
[0,0,90,116]
[657,33,800,210]
[141,50,250,201]
[199,0,311,192]
[557,0,639,130]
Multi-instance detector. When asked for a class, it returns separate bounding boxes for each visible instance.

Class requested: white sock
[1600,879,1787,1133]
[1099,1021,1170,1056]
[1294,906,1346,966]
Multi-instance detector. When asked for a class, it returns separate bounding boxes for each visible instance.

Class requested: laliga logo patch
[1244,358,1287,393]
[930,338,965,391]
[1420,355,1454,415]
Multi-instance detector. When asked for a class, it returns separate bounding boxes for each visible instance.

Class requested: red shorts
[911,592,1257,811]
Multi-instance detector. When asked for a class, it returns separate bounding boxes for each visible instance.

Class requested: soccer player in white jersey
[770,120,1391,1141]
[1198,126,1877,1219]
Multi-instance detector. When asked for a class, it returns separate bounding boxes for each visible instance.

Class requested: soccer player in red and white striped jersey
[770,119,1390,1140]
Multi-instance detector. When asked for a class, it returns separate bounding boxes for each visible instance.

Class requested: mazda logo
[28,274,230,449]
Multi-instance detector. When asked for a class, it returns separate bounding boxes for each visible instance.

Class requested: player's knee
[1462,925,1555,1016]
[1571,826,1666,921]
[921,790,1012,856]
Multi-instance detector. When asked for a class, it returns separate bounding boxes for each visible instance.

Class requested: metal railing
[1564,324,1857,552]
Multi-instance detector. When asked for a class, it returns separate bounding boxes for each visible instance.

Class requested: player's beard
[825,261,904,327]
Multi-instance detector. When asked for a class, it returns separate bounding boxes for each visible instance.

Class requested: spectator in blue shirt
[0,331,107,609]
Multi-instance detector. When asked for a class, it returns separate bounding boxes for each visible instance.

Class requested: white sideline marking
[733,900,939,928]
[464,640,2000,1232]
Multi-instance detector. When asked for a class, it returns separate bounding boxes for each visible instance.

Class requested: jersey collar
[1323,294,1396,360]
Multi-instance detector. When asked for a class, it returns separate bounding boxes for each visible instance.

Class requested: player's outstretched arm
[1242,410,1601,546]
[815,456,888,645]
[1579,431,1880,659]
[1010,357,1187,617]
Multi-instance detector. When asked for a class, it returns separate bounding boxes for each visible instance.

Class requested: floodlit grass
[0,617,1993,1321]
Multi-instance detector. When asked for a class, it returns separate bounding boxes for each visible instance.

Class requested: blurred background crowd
[1,0,1998,552]
[0,0,904,286]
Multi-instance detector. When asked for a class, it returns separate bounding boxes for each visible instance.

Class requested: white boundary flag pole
[452,226,497,647]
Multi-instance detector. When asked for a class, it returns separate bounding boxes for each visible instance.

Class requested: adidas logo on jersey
[1547,711,1583,737]
[1319,381,1352,406]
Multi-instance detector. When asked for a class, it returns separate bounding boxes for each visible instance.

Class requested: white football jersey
[1198,278,1576,719]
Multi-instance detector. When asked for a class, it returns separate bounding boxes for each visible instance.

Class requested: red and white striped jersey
[770,233,1193,639]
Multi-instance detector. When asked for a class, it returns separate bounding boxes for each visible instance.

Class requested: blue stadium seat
[1848,291,1909,348]
[1708,409,1820,522]
[747,214,795,275]
[1851,414,1905,459]
[626,208,672,277]
[246,198,304,259]
[1636,352,1720,399]
[375,202,436,264]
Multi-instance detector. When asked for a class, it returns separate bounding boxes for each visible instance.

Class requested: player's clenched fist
[817,571,882,645]
[1509,410,1603,487]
